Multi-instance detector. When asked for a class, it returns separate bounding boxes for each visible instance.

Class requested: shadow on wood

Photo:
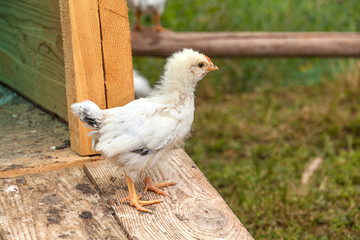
[131,30,360,58]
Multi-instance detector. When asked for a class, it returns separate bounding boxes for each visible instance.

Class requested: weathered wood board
[84,149,254,240]
[0,148,100,178]
[0,0,67,120]
[0,167,127,239]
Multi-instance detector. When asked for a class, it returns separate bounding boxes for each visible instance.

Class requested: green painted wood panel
[0,0,67,120]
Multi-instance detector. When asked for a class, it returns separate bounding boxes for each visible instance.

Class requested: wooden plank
[59,0,107,155]
[0,167,127,239]
[98,0,135,108]
[131,30,360,58]
[0,98,100,178]
[84,149,254,240]
[0,0,67,120]
[0,148,101,178]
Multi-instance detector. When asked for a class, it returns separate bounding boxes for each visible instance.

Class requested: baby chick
[71,49,218,213]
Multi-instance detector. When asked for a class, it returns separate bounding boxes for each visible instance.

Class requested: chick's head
[163,49,218,87]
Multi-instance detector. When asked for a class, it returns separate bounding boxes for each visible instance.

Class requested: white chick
[128,0,168,32]
[71,49,218,213]
[133,70,152,99]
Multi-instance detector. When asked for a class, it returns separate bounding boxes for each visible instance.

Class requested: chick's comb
[203,55,212,64]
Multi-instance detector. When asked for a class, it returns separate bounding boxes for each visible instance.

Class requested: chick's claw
[121,194,142,202]
[121,194,161,213]
[144,176,176,196]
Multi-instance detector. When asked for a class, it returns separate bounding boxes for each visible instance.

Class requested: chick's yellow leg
[134,10,142,31]
[144,176,176,196]
[121,174,161,213]
[152,12,169,32]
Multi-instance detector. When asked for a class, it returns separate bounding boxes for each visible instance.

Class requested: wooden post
[98,0,134,108]
[59,0,134,156]
[59,0,106,156]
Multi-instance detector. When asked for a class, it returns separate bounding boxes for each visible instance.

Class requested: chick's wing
[95,100,180,158]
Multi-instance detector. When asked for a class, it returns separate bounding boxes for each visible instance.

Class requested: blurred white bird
[128,0,168,32]
[71,49,218,213]
[133,70,152,99]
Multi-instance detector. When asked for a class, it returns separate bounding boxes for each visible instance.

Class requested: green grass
[186,67,360,239]
[129,1,360,239]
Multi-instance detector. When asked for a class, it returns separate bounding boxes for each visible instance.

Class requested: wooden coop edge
[0,148,102,178]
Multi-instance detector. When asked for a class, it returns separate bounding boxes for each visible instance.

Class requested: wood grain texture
[131,30,360,58]
[0,99,101,178]
[0,148,101,178]
[98,0,135,108]
[0,167,127,239]
[59,0,107,155]
[0,0,66,119]
[84,149,253,240]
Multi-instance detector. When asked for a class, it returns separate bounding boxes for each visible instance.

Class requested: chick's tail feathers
[71,100,103,129]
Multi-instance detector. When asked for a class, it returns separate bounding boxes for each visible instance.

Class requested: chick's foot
[122,175,161,213]
[143,176,176,196]
[152,26,170,32]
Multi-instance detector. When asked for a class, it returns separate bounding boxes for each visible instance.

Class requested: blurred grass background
[130,1,360,239]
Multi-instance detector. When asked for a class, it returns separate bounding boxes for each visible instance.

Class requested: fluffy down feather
[71,100,103,129]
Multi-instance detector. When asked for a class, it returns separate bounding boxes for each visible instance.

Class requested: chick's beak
[206,63,219,72]
[203,55,218,72]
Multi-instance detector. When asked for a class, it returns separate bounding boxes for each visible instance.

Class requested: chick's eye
[198,62,204,68]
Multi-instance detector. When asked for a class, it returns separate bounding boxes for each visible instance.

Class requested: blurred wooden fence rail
[131,30,360,58]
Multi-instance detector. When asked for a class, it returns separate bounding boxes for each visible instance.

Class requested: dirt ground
[0,84,69,162]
